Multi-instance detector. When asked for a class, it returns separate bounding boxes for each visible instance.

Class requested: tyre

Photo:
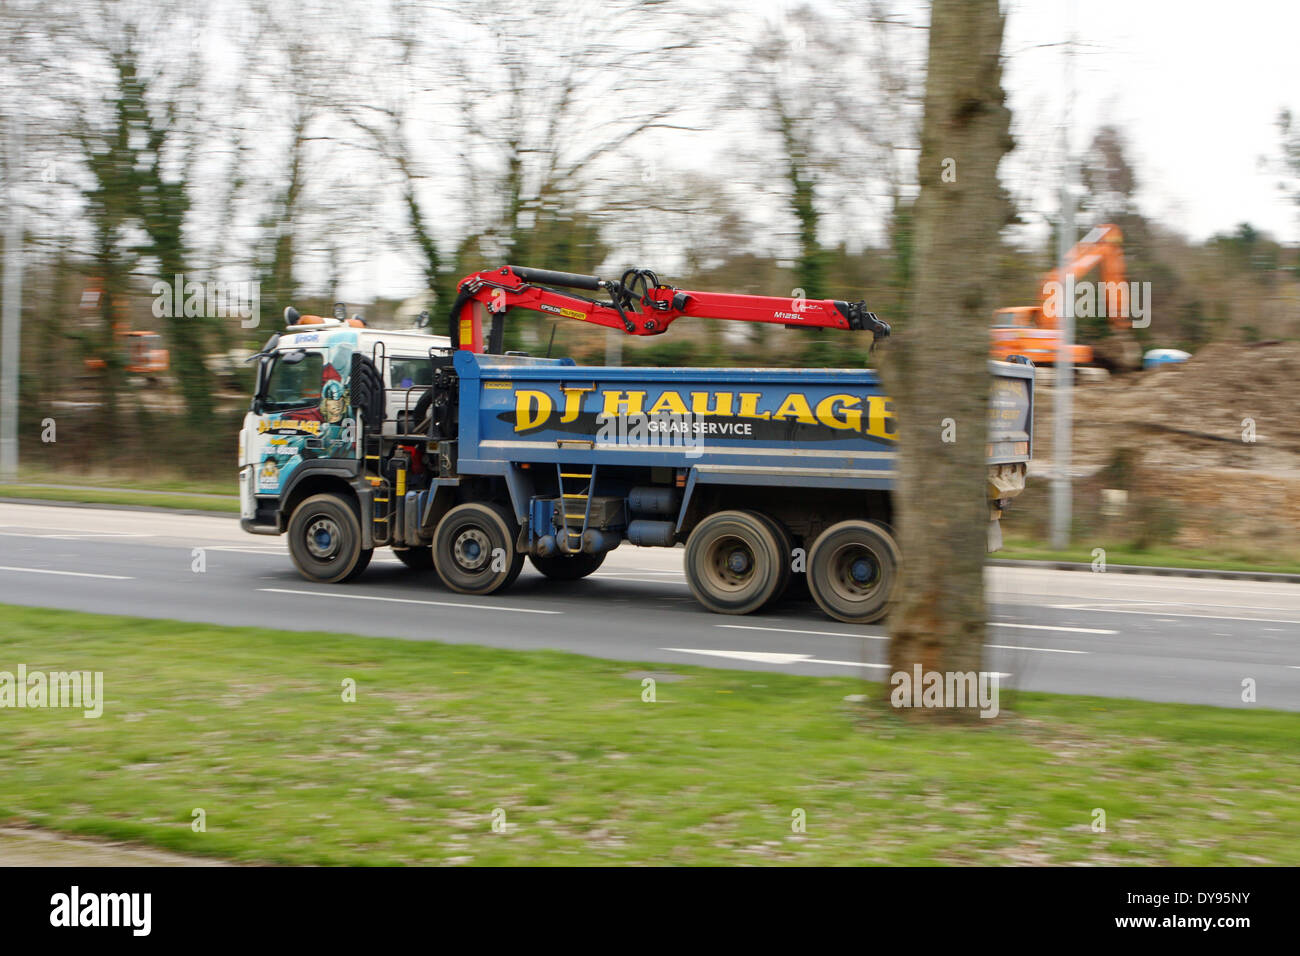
[528,551,607,580]
[751,513,794,607]
[393,546,435,570]
[684,510,784,615]
[433,502,524,595]
[806,520,899,624]
[287,493,374,584]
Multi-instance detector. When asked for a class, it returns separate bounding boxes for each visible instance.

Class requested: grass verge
[999,536,1300,576]
[0,484,239,514]
[1,604,1296,865]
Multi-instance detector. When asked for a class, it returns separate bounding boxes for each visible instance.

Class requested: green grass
[1,604,1296,865]
[9,466,237,497]
[999,535,1300,575]
[0,484,239,513]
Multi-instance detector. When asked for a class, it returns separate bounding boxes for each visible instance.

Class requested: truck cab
[238,319,449,542]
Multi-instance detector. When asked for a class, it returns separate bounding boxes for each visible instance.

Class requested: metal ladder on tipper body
[364,339,392,546]
[555,463,597,552]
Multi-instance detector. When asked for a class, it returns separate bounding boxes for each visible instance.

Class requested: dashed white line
[991,622,1116,635]
[1049,604,1300,625]
[984,643,1087,655]
[717,622,1111,641]
[258,587,561,614]
[716,623,885,640]
[0,565,133,580]
[664,648,891,669]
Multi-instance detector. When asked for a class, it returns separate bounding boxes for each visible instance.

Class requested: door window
[263,352,324,410]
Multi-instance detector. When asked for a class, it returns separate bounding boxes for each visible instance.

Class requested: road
[1,501,1297,710]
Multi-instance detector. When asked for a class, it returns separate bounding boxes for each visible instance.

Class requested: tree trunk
[885,0,1012,716]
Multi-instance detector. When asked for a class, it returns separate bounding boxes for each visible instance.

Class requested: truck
[239,267,1034,624]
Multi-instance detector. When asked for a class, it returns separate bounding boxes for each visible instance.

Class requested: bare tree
[885,0,1012,716]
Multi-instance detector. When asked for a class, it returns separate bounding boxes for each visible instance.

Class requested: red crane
[448,266,890,353]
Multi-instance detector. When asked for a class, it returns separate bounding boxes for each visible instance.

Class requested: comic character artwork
[251,340,360,495]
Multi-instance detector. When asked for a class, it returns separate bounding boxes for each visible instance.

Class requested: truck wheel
[393,546,434,570]
[752,513,794,607]
[684,510,784,615]
[807,520,899,624]
[433,502,524,595]
[528,551,607,580]
[288,493,374,584]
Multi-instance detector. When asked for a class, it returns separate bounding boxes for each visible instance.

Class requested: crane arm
[448,265,890,353]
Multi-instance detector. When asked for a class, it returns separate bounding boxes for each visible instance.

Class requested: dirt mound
[1026,341,1300,547]
[1035,341,1300,475]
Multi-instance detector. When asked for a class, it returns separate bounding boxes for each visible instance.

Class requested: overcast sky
[1002,0,1299,243]
[336,0,1300,300]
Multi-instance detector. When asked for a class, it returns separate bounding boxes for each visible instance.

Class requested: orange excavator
[80,280,170,376]
[990,223,1137,370]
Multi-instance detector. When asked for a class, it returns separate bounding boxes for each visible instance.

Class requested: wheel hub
[305,517,341,560]
[828,543,881,599]
[850,556,875,583]
[453,528,491,572]
[704,534,756,592]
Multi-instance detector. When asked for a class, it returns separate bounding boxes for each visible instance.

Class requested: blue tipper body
[451,350,1034,489]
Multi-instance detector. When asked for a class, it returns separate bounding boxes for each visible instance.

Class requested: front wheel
[806,520,899,624]
[433,502,524,595]
[528,551,607,580]
[287,493,373,584]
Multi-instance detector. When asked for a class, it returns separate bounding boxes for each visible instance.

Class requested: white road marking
[667,648,813,664]
[804,658,891,670]
[667,647,1016,674]
[0,530,149,540]
[984,643,1087,655]
[991,622,1116,635]
[196,547,287,556]
[717,622,1112,641]
[1049,604,1300,625]
[0,565,132,580]
[665,647,891,669]
[258,587,561,614]
[591,574,689,585]
[715,623,885,640]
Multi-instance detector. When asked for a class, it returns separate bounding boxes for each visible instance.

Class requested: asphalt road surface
[1,502,1297,710]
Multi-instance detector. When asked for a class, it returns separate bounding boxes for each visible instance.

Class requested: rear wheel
[684,510,783,615]
[393,546,434,570]
[806,520,899,624]
[433,502,524,595]
[287,493,373,584]
[528,551,607,580]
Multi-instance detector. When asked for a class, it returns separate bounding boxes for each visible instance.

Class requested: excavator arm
[448,265,890,353]
[1037,223,1128,331]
